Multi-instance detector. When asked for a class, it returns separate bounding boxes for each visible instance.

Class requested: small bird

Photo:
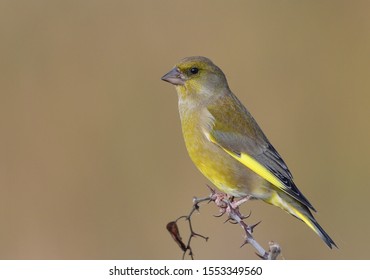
[161,56,336,248]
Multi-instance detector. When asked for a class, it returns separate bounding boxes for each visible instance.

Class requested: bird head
[161,56,229,101]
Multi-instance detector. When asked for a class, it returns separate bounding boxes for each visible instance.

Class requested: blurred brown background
[1,0,369,260]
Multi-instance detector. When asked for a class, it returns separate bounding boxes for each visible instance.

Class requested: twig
[166,186,281,260]
[167,196,211,259]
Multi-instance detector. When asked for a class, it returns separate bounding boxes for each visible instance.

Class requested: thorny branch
[166,185,281,260]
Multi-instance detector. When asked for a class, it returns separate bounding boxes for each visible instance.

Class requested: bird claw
[228,219,238,225]
[240,210,252,220]
[213,211,225,218]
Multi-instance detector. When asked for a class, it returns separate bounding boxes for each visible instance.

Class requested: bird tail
[266,192,337,249]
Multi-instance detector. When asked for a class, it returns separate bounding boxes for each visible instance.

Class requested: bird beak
[161,67,185,86]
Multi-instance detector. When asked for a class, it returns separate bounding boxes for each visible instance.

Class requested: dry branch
[166,186,281,260]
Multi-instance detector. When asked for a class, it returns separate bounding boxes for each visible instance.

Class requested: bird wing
[206,95,315,211]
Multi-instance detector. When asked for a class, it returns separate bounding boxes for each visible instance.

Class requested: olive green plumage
[161,56,336,248]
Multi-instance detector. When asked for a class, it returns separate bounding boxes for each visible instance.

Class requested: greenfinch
[161,56,336,248]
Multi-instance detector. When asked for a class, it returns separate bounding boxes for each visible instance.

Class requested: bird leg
[210,192,281,260]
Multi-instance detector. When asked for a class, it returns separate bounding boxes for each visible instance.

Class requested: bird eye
[190,67,199,75]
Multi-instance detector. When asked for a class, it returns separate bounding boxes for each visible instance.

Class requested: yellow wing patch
[225,148,285,189]
[207,132,285,190]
